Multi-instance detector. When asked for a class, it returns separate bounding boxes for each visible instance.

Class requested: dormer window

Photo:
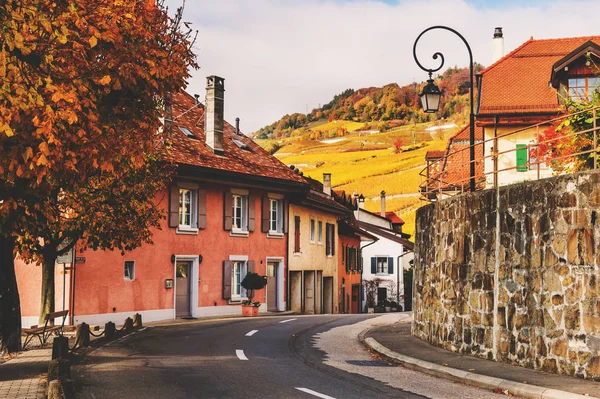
[568,77,599,101]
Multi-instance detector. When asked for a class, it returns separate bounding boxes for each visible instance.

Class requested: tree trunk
[0,234,21,354]
[40,253,56,325]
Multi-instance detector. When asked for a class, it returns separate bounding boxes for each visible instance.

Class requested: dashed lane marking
[236,349,248,360]
[279,318,297,324]
[245,330,258,336]
[295,387,336,399]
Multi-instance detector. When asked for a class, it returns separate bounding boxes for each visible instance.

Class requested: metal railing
[419,106,600,200]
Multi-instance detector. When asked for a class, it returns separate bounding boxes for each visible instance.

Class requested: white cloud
[166,0,600,133]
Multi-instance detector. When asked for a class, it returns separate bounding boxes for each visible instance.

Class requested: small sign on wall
[75,256,86,264]
[165,279,174,289]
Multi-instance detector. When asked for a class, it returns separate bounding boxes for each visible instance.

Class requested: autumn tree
[0,0,197,353]
[393,138,404,154]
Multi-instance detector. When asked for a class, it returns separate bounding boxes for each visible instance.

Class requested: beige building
[288,174,349,314]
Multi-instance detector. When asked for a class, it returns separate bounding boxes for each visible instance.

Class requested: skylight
[232,138,250,151]
[178,126,195,138]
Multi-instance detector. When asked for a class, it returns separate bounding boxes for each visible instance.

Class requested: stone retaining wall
[413,170,600,380]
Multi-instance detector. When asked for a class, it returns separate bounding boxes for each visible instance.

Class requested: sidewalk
[365,320,600,399]
[0,347,50,399]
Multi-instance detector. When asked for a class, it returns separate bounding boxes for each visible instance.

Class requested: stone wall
[413,170,600,380]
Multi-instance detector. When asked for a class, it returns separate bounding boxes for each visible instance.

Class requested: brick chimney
[492,27,504,63]
[205,76,225,154]
[323,173,331,196]
[380,190,386,217]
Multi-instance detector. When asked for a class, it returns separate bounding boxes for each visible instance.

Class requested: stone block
[542,358,558,373]
[536,336,547,357]
[565,305,580,331]
[498,307,506,327]
[551,339,568,358]
[583,316,600,333]
[552,294,564,306]
[544,270,562,293]
[553,264,569,277]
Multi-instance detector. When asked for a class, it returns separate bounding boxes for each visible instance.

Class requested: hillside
[256,118,463,238]
[254,65,483,140]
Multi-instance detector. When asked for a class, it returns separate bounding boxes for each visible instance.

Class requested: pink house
[16,76,308,326]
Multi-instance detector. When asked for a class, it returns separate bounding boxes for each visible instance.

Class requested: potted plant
[240,272,267,317]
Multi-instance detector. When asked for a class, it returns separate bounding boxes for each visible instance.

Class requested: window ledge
[230,230,249,237]
[267,231,284,238]
[293,252,302,257]
[375,273,390,276]
[176,226,199,235]
[228,298,248,304]
[124,278,135,282]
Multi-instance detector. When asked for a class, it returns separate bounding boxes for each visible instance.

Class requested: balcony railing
[419,106,600,200]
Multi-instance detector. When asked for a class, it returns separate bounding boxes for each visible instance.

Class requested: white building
[354,193,414,311]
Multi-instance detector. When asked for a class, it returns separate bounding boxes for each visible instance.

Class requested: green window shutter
[516,144,528,172]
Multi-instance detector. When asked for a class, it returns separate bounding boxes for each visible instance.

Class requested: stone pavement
[366,320,600,399]
[0,347,50,399]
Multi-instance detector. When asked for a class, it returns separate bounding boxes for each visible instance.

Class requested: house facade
[354,194,413,311]
[16,76,309,326]
[287,174,348,314]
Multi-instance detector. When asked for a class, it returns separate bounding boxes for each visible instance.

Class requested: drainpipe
[359,239,377,313]
[397,250,413,308]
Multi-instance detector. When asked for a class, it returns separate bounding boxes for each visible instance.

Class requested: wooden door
[267,262,277,311]
[351,284,359,314]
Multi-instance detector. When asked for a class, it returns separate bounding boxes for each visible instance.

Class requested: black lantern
[420,77,442,113]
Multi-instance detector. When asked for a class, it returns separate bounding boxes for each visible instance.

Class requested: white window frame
[178,188,197,230]
[232,194,248,232]
[231,260,248,299]
[376,256,388,275]
[317,221,323,244]
[124,260,135,281]
[310,219,316,243]
[269,198,283,234]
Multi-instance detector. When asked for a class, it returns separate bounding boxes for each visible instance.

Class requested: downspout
[396,250,414,307]
[69,248,76,325]
[359,239,377,314]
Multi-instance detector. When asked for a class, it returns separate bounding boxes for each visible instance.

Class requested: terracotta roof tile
[385,211,404,225]
[169,91,305,184]
[426,150,445,160]
[478,36,600,116]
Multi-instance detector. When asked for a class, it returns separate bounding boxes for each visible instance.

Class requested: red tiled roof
[169,91,305,184]
[424,124,485,192]
[426,150,445,160]
[385,211,404,225]
[478,36,600,116]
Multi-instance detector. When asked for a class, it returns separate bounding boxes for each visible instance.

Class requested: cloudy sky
[165,0,600,133]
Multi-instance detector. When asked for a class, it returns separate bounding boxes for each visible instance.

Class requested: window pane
[568,78,577,87]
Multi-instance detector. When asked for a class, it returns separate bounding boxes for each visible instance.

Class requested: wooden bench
[22,310,69,348]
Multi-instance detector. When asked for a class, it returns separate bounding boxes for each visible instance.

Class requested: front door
[351,284,360,314]
[377,287,387,306]
[267,262,277,311]
[176,261,191,317]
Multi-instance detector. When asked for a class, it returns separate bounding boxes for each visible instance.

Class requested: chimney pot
[323,173,332,196]
[235,117,240,135]
[194,94,200,104]
[205,75,225,154]
[380,190,386,217]
[492,27,504,63]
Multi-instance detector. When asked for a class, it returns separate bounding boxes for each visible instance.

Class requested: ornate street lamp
[419,77,442,113]
[413,26,476,192]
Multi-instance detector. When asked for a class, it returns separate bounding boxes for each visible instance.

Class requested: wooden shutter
[168,185,179,228]
[223,261,232,299]
[247,260,255,274]
[325,223,330,255]
[283,200,289,233]
[388,257,394,274]
[516,144,528,172]
[331,224,335,256]
[342,244,345,264]
[248,194,255,232]
[371,257,376,274]
[197,190,207,229]
[261,197,270,233]
[223,192,233,231]
[294,216,301,252]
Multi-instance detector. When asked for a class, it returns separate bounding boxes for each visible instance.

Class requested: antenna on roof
[173,94,204,121]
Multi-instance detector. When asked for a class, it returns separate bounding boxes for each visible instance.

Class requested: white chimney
[205,76,225,153]
[492,27,504,63]
[323,173,331,196]
[380,190,386,217]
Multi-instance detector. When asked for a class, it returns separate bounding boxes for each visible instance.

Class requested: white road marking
[236,349,248,360]
[279,318,297,324]
[295,387,336,399]
[245,330,258,336]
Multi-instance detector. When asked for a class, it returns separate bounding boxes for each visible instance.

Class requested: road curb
[362,336,599,399]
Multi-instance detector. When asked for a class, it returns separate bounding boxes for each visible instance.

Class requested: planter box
[242,305,259,317]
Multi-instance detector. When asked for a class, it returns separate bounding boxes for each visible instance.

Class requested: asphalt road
[74,314,505,399]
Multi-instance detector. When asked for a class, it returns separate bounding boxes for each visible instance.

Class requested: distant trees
[253,65,483,140]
